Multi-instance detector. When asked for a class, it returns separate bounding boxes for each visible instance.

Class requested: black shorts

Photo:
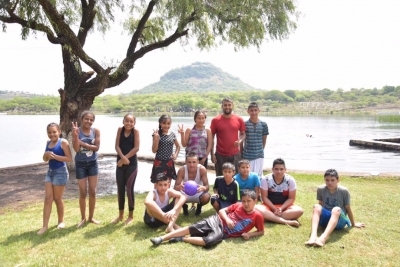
[189,214,226,247]
[143,200,175,228]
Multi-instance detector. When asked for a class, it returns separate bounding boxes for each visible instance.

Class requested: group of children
[40,106,365,248]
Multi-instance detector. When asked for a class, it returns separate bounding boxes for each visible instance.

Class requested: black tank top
[117,127,137,167]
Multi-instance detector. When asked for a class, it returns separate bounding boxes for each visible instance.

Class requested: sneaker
[150,237,163,246]
[183,204,189,216]
[190,205,196,212]
[195,204,202,216]
[169,237,184,243]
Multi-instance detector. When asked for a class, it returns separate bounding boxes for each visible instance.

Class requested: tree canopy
[0,0,299,135]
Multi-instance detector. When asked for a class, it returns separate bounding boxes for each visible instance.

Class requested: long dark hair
[158,114,171,135]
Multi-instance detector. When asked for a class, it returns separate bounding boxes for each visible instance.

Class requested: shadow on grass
[83,222,124,239]
[1,224,79,247]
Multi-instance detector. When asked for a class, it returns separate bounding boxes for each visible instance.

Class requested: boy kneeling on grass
[305,169,365,247]
[144,173,187,233]
[150,189,264,248]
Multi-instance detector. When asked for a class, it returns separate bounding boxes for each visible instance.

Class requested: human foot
[165,226,174,233]
[150,237,163,246]
[314,236,327,247]
[77,219,86,228]
[111,217,123,224]
[37,226,48,235]
[89,218,101,225]
[57,222,65,229]
[305,236,317,246]
[124,217,133,225]
[286,220,300,228]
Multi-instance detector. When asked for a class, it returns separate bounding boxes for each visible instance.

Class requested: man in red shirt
[210,98,246,176]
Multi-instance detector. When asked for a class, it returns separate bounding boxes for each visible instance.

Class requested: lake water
[0,114,399,174]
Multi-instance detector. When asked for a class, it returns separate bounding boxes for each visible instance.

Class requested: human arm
[178,124,190,147]
[211,132,217,163]
[241,229,265,240]
[115,127,129,166]
[173,168,185,191]
[234,130,246,147]
[241,214,265,240]
[262,135,267,149]
[76,128,100,152]
[172,138,180,160]
[164,189,187,220]
[200,128,213,166]
[71,122,81,152]
[218,207,234,229]
[198,167,210,193]
[345,205,365,228]
[43,139,72,163]
[152,129,160,153]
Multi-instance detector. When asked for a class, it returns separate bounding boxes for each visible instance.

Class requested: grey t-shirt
[317,185,350,214]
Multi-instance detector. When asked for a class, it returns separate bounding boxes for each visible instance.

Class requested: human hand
[164,209,177,221]
[354,222,366,228]
[242,233,250,240]
[199,158,206,166]
[171,154,177,160]
[153,129,160,140]
[117,159,123,167]
[178,124,184,134]
[197,185,204,193]
[44,151,54,160]
[211,154,217,163]
[274,208,282,217]
[71,121,79,136]
[226,218,235,229]
[234,139,240,147]
[121,156,130,165]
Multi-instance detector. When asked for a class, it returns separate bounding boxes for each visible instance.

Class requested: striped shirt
[242,120,269,160]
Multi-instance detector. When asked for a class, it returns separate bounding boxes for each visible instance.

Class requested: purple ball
[184,180,198,196]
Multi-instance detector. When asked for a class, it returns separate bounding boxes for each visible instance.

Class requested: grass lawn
[0,173,399,267]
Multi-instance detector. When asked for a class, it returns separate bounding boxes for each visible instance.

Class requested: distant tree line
[1,86,399,114]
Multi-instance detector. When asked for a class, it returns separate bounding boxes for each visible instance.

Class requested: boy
[143,173,187,233]
[211,162,240,211]
[234,159,260,199]
[174,152,211,216]
[241,102,269,179]
[150,189,264,247]
[256,158,303,227]
[305,169,365,247]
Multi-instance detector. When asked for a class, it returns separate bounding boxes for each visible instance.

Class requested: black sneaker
[183,204,189,216]
[150,237,163,246]
[195,204,202,216]
[169,237,184,243]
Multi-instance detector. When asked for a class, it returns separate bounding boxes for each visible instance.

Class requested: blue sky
[2,0,400,95]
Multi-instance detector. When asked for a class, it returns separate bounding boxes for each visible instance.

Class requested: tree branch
[37,0,105,74]
[77,0,96,46]
[126,0,155,57]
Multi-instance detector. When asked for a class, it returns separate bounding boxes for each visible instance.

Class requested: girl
[111,113,140,225]
[150,115,180,184]
[38,122,72,235]
[71,111,101,227]
[178,110,212,212]
[178,110,212,168]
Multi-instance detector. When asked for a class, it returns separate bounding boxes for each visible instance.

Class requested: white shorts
[181,191,205,203]
[249,158,264,178]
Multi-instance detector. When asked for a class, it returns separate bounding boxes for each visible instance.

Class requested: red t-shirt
[220,202,264,238]
[210,114,246,156]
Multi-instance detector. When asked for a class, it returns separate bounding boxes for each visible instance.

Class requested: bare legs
[305,205,341,247]
[255,204,303,227]
[77,176,100,227]
[144,201,180,233]
[38,183,66,235]
[151,226,207,246]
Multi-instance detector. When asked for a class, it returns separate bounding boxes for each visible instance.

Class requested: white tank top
[183,164,203,185]
[154,189,169,209]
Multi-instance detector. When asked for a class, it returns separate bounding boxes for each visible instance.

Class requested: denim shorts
[75,160,98,179]
[45,166,69,186]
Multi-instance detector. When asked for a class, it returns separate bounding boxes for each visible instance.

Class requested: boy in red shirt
[150,189,264,248]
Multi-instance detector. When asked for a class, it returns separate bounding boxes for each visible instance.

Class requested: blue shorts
[75,160,98,179]
[319,207,351,230]
[45,166,69,186]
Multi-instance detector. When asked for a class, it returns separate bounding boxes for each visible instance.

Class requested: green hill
[131,62,257,94]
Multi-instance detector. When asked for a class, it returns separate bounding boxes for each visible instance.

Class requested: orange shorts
[262,203,293,211]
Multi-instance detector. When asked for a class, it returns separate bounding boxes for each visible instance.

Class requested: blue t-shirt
[234,172,261,197]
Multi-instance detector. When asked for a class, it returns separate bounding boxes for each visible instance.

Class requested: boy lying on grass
[150,189,264,248]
